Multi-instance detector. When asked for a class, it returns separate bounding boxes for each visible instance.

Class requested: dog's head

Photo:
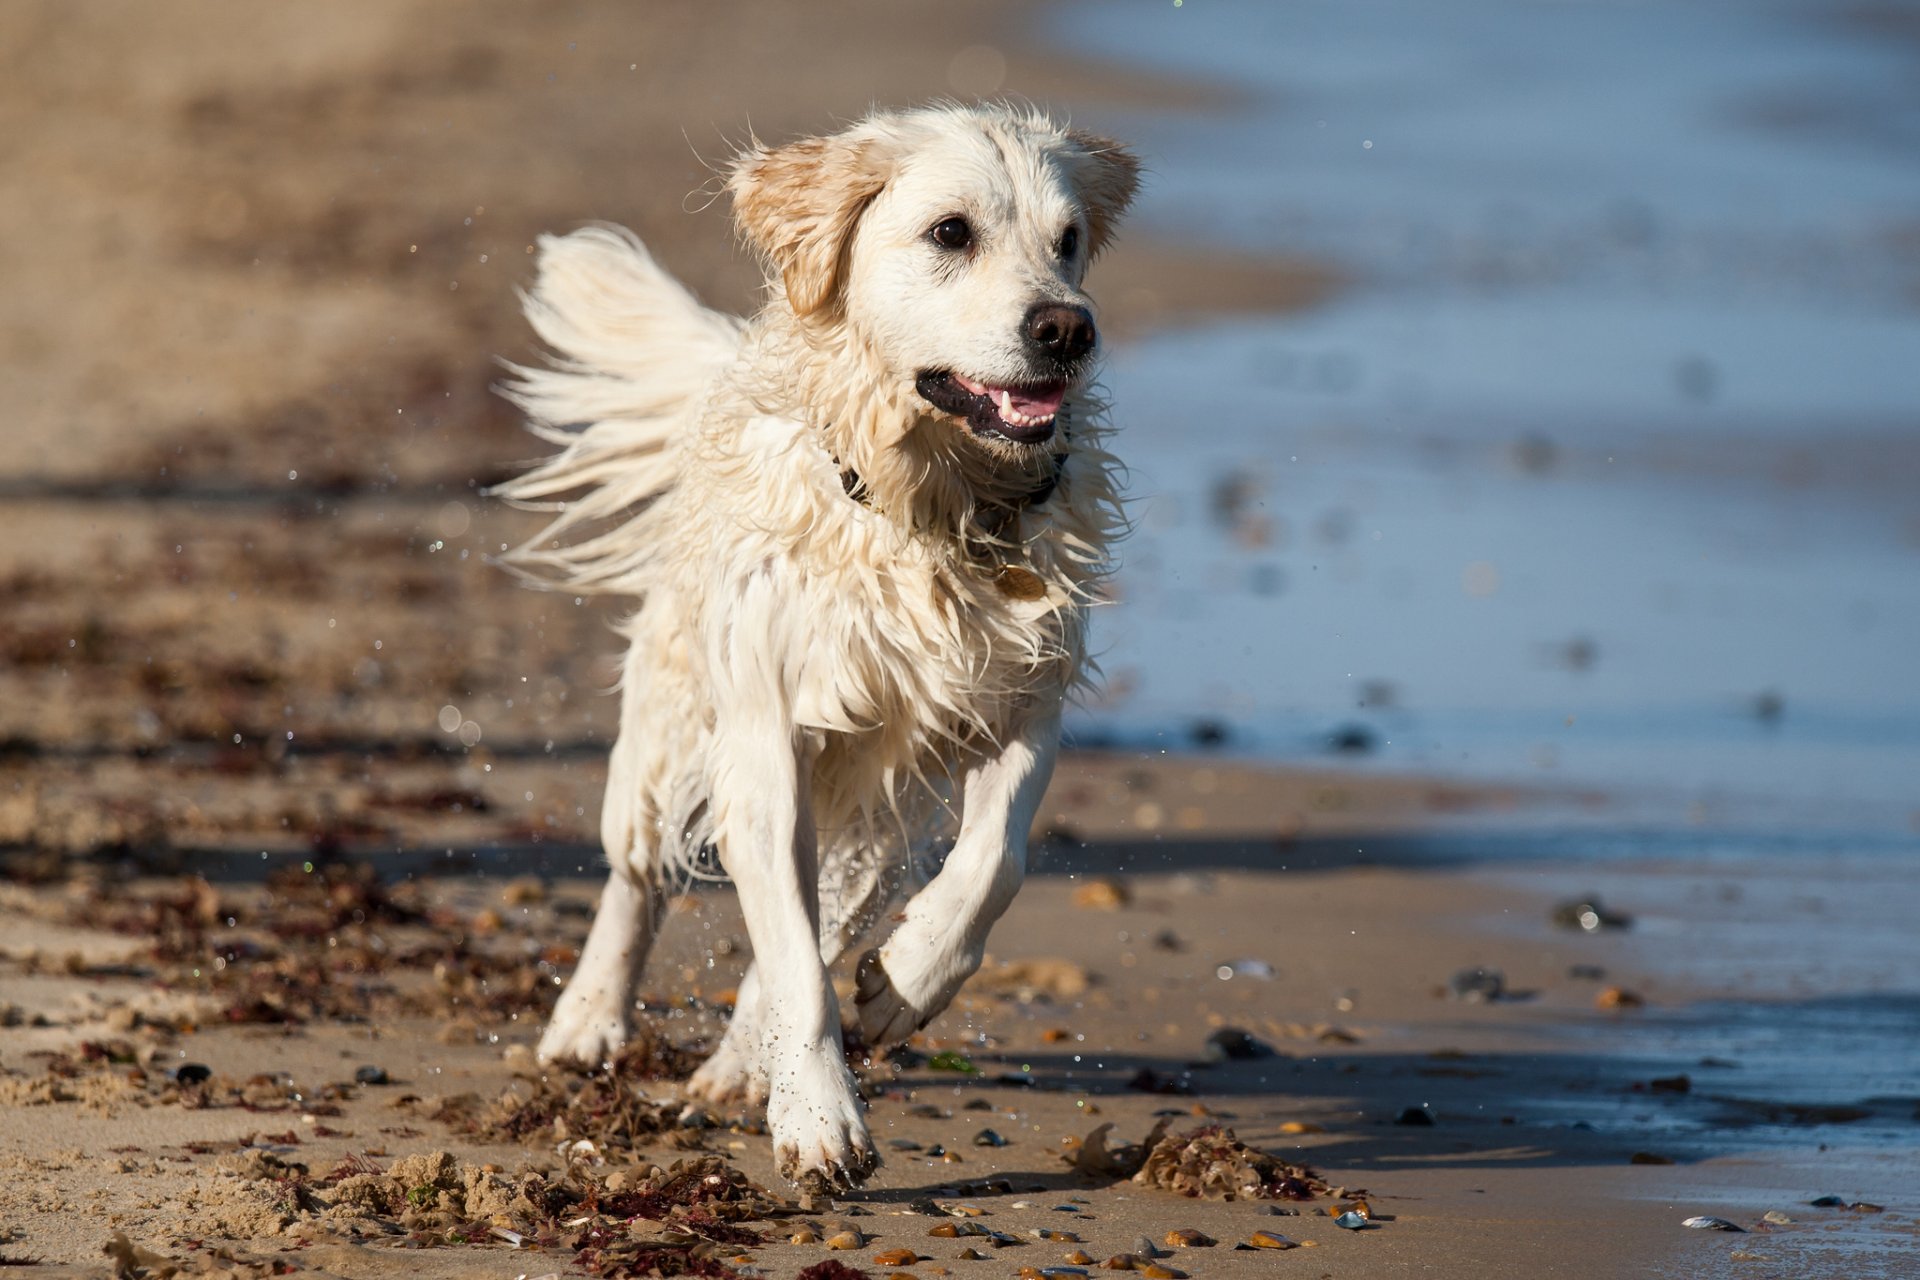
[730,105,1138,452]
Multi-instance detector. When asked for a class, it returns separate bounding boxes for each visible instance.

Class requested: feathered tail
[492,224,744,592]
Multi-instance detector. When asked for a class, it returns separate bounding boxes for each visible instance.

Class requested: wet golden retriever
[496,104,1136,1189]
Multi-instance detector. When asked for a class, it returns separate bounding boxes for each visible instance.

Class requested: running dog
[495,104,1137,1189]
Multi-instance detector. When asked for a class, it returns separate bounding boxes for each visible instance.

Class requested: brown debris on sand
[429,1037,714,1155]
[1131,1124,1334,1202]
[1059,1119,1172,1179]
[215,1147,784,1261]
[102,1230,320,1278]
[12,860,590,1032]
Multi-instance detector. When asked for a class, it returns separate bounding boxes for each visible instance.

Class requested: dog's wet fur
[493,105,1137,1188]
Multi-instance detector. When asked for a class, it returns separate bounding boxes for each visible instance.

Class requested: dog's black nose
[1024,303,1096,364]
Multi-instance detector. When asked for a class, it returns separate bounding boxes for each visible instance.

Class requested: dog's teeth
[998,389,1013,417]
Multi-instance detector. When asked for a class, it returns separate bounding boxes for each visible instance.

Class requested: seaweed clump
[432,1038,717,1157]
[1064,1121,1336,1202]
[1133,1124,1335,1201]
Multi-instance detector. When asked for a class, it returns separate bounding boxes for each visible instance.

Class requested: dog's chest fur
[670,406,1096,767]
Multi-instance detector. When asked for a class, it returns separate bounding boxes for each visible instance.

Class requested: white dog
[495,104,1137,1189]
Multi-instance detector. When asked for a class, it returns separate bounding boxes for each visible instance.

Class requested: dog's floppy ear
[730,129,891,317]
[1063,130,1141,258]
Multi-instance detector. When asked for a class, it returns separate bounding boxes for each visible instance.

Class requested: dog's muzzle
[916,371,1075,445]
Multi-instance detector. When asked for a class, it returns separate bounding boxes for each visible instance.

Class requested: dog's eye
[1060,225,1079,259]
[930,217,973,250]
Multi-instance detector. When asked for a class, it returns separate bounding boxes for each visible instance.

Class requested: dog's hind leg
[687,842,900,1107]
[537,864,661,1065]
[537,730,666,1066]
[855,694,1061,1048]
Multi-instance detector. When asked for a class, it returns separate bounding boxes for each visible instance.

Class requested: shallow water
[1047,0,1920,824]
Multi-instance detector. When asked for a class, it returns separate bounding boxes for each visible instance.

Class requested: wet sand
[1,3,1915,1278]
[5,827,1914,1278]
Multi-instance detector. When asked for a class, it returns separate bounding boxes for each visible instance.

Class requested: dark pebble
[1326,723,1377,754]
[1189,719,1229,749]
[1202,1027,1273,1062]
[1448,967,1506,1002]
[173,1063,212,1085]
[1394,1107,1435,1126]
[973,1129,1008,1148]
[1551,896,1633,932]
[353,1065,389,1086]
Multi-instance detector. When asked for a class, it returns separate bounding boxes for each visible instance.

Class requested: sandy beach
[2,3,1916,1278]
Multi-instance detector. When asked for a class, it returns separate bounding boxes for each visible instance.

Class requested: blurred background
[2,0,1917,861]
[2,5,1917,1270]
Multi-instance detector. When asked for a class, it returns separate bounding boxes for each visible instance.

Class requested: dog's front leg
[712,717,876,1191]
[856,691,1062,1048]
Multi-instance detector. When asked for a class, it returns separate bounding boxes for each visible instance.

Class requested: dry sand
[1,3,1913,1279]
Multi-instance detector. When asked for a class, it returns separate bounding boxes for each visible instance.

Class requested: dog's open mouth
[916,371,1070,444]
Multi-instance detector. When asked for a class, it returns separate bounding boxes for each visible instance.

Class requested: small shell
[789,1228,820,1245]
[1064,1251,1095,1265]
[1072,878,1130,910]
[1277,1121,1324,1135]
[1101,1256,1144,1271]
[1162,1229,1214,1248]
[1334,1211,1370,1230]
[1032,1228,1082,1242]
[956,1247,988,1260]
[874,1248,919,1266]
[1139,1267,1187,1280]
[928,1222,961,1238]
[1681,1216,1744,1232]
[947,1203,987,1217]
[825,1231,864,1250]
[1247,1232,1296,1250]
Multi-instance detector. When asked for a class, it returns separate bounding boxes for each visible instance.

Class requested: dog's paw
[853,948,926,1049]
[535,992,631,1067]
[685,1028,768,1108]
[854,943,978,1050]
[768,1049,877,1191]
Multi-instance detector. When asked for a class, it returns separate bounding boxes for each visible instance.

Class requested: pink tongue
[952,374,1067,419]
[1007,384,1066,417]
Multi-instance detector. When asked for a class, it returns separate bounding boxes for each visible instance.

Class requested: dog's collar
[837,452,1065,512]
